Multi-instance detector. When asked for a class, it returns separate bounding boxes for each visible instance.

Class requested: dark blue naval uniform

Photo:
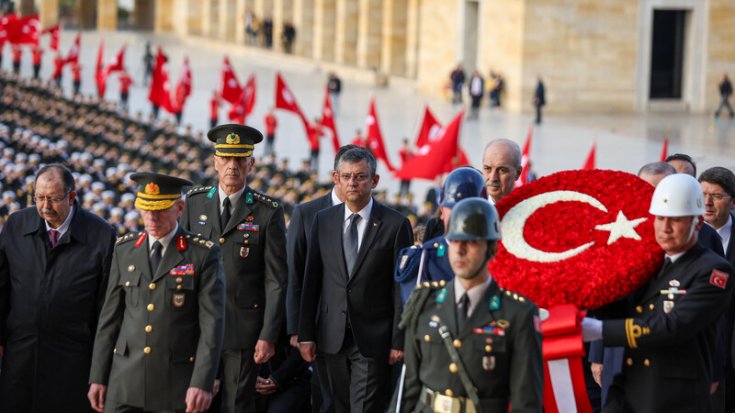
[395,236,455,304]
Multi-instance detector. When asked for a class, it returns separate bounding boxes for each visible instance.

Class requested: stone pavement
[5,30,735,199]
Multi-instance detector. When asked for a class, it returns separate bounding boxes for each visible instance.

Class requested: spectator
[715,74,734,118]
[468,69,484,120]
[449,63,465,104]
[282,21,296,54]
[327,72,342,116]
[264,108,278,157]
[534,75,546,124]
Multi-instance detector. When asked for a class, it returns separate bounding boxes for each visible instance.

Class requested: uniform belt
[420,386,476,413]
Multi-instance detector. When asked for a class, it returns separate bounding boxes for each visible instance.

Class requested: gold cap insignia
[225,133,241,144]
[145,182,160,195]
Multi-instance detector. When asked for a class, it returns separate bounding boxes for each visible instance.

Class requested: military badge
[240,247,249,258]
[144,182,160,195]
[225,132,241,144]
[663,300,674,314]
[173,293,186,308]
[176,236,187,251]
[199,214,208,221]
[134,232,147,247]
[399,254,409,270]
[237,223,260,232]
[482,356,496,371]
[710,269,729,289]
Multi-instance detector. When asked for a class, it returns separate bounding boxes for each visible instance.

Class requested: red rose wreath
[490,170,663,413]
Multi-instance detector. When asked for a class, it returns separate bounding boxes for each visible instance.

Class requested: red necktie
[49,229,59,248]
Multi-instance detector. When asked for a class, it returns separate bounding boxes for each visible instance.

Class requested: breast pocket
[119,271,141,307]
[166,275,195,310]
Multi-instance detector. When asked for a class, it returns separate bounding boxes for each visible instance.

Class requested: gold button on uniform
[626,358,633,366]
[453,339,462,349]
[424,335,431,342]
[144,346,151,355]
[145,325,153,333]
[485,345,492,352]
[176,285,183,290]
[448,363,458,374]
[445,389,454,397]
[635,306,643,314]
[219,238,225,244]
[147,304,155,311]
[148,283,156,291]
[644,359,651,367]
[649,304,655,311]
[125,281,131,287]
[189,356,195,362]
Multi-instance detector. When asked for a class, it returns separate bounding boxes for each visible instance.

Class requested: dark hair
[637,162,676,177]
[665,153,696,176]
[699,167,735,197]
[333,144,361,171]
[35,164,75,193]
[337,147,377,176]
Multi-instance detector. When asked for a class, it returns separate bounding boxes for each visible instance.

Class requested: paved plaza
[7,30,735,199]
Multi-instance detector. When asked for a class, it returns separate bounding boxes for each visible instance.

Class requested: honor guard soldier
[395,167,486,303]
[583,174,735,412]
[393,198,543,413]
[88,172,225,413]
[181,124,288,413]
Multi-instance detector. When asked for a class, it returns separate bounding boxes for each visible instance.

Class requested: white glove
[581,317,603,342]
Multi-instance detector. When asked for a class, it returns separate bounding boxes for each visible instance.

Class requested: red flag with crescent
[321,86,340,153]
[364,98,396,172]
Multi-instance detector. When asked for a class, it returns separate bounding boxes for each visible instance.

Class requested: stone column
[134,0,155,31]
[381,0,407,76]
[293,0,315,57]
[39,0,59,28]
[97,0,117,30]
[154,0,175,33]
[405,0,419,78]
[234,0,247,44]
[357,0,382,69]
[313,0,336,61]
[335,0,359,65]
[217,0,239,41]
[77,0,96,29]
[273,0,294,52]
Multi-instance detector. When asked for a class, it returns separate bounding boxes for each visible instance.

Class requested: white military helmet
[649,173,705,217]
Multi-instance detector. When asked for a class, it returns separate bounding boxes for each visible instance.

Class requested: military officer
[181,124,287,413]
[583,173,735,412]
[393,198,543,413]
[395,167,486,303]
[88,172,225,413]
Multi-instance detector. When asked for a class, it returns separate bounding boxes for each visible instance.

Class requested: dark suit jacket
[602,244,734,412]
[395,281,543,413]
[89,227,225,410]
[182,186,287,349]
[286,193,333,335]
[299,201,413,358]
[0,205,115,412]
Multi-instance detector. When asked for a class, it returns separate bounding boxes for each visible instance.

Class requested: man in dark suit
[88,172,225,413]
[393,198,543,412]
[286,144,358,413]
[0,164,116,413]
[181,124,288,413]
[299,147,413,413]
[583,174,734,412]
[699,166,735,411]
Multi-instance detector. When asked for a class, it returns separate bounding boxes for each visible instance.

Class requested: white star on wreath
[594,211,647,245]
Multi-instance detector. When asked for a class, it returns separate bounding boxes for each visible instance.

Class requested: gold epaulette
[116,232,139,245]
[253,192,280,208]
[186,186,213,196]
[190,235,214,249]
[501,288,529,304]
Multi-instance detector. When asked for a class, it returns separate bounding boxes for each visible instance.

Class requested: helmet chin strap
[687,216,700,244]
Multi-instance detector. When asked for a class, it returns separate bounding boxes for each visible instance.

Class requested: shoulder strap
[437,323,482,411]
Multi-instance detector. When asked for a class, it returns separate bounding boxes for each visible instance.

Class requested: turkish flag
[0,15,12,45]
[515,125,534,187]
[274,72,309,127]
[148,47,174,113]
[51,52,63,80]
[321,86,340,153]
[582,142,596,170]
[395,111,464,179]
[364,98,396,172]
[8,14,39,45]
[42,24,60,51]
[220,56,242,105]
[413,106,469,174]
[660,137,669,162]
[64,33,81,66]
[106,45,126,73]
[228,74,256,124]
[95,39,107,97]
[171,56,193,113]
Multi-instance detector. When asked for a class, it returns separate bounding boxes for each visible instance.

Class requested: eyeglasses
[703,192,731,201]
[33,193,69,204]
[339,173,370,182]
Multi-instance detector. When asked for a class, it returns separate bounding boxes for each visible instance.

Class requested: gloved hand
[581,317,603,342]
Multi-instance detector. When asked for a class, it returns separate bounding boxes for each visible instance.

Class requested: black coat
[601,244,734,412]
[286,193,333,335]
[0,205,116,412]
[299,201,413,357]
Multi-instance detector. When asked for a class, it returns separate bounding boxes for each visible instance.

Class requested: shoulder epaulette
[186,186,213,196]
[190,235,214,249]
[501,288,529,304]
[399,281,444,330]
[252,191,280,208]
[116,232,138,245]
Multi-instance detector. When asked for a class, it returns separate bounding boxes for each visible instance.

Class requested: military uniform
[599,244,734,412]
[181,124,288,412]
[395,281,543,413]
[89,172,226,412]
[396,235,454,304]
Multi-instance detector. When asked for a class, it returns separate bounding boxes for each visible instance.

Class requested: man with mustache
[181,124,288,413]
[0,164,116,412]
[481,139,522,205]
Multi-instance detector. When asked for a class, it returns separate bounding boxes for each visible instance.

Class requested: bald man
[481,139,522,204]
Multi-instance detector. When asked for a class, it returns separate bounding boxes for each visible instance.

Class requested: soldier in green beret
[181,124,288,412]
[88,172,225,413]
